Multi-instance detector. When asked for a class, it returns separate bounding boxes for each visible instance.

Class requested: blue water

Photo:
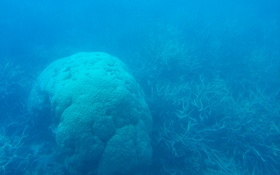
[0,0,280,174]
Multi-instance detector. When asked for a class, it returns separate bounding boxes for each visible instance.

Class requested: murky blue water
[0,0,279,174]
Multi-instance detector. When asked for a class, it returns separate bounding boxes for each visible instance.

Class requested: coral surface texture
[28,52,153,175]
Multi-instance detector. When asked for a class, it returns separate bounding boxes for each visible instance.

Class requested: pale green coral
[28,52,152,175]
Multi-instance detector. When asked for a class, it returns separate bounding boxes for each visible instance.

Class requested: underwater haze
[0,0,280,174]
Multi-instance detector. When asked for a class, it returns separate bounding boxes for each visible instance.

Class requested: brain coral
[28,52,153,175]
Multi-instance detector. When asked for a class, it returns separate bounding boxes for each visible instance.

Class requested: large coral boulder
[28,52,152,175]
